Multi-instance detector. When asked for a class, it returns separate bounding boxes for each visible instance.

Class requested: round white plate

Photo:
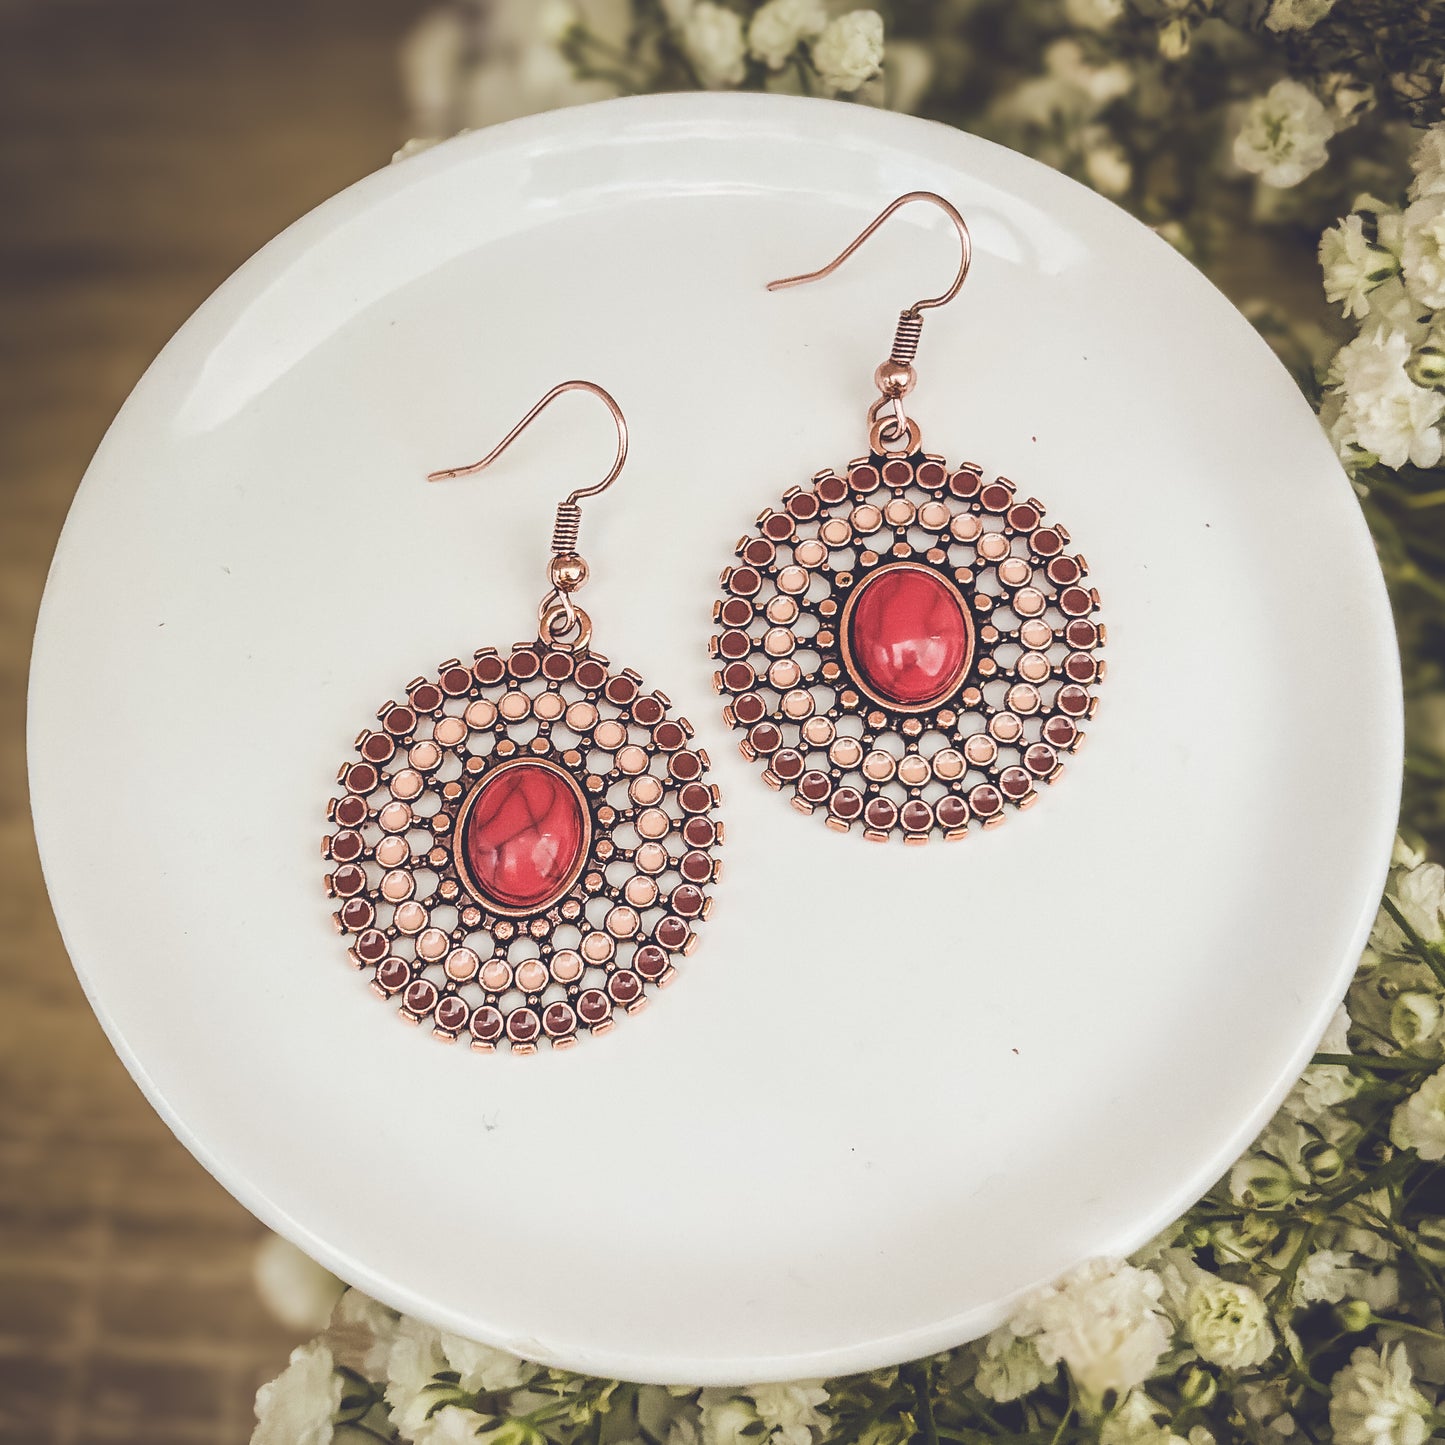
[29,94,1401,1385]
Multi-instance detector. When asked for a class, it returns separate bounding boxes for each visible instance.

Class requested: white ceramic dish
[29,94,1401,1385]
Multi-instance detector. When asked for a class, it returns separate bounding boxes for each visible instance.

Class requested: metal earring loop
[426,380,629,646]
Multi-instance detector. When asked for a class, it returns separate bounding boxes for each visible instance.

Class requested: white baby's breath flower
[1410,125,1445,200]
[328,1289,399,1380]
[1099,1391,1186,1445]
[748,0,826,70]
[1234,80,1334,188]
[810,10,885,95]
[1392,991,1443,1050]
[699,1396,760,1445]
[974,1327,1057,1402]
[682,2,747,88]
[661,0,697,23]
[1392,1067,1445,1161]
[1293,1248,1366,1307]
[385,1316,449,1441]
[440,1334,536,1393]
[1265,0,1338,31]
[418,1407,486,1444]
[253,1235,345,1333]
[1283,1005,1360,1124]
[1330,1344,1432,1445]
[1402,196,1445,309]
[1064,0,1124,29]
[1184,1276,1275,1370]
[743,1382,829,1445]
[1377,862,1445,949]
[1238,1379,1297,1439]
[252,1341,342,1445]
[1010,1259,1172,1403]
[1332,328,1445,469]
[1321,214,1403,320]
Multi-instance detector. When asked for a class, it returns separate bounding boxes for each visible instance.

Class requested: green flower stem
[903,1362,941,1445]
[1381,896,1445,989]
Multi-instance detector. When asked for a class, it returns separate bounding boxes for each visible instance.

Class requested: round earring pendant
[712,452,1104,842]
[324,642,722,1052]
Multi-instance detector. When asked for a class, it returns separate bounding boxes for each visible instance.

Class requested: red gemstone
[845,565,973,709]
[458,763,589,913]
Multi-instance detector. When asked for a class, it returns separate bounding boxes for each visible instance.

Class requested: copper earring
[324,382,721,1053]
[711,193,1105,843]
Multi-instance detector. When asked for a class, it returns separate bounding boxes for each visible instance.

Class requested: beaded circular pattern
[711,452,1104,842]
[324,645,722,1052]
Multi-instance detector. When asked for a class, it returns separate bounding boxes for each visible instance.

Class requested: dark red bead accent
[577,989,611,1025]
[1025,744,1057,774]
[830,787,863,820]
[1058,686,1089,716]
[916,461,946,489]
[720,630,751,659]
[1065,653,1096,682]
[671,885,704,917]
[883,459,913,488]
[404,979,438,1016]
[332,864,366,897]
[970,784,1002,816]
[949,469,982,497]
[507,1008,540,1043]
[744,538,775,566]
[1031,528,1063,556]
[330,830,363,862]
[609,971,642,1004]
[384,706,416,736]
[377,958,409,992]
[849,463,880,492]
[654,721,685,750]
[900,800,933,832]
[722,662,755,692]
[605,676,638,705]
[669,751,702,781]
[436,996,468,1031]
[818,475,849,504]
[1047,557,1081,586]
[543,1002,576,1037]
[470,1006,504,1041]
[1007,504,1039,531]
[681,850,712,882]
[762,513,794,541]
[1059,587,1092,617]
[799,771,831,802]
[999,767,1032,799]
[749,723,781,753]
[356,929,388,962]
[635,945,668,979]
[936,795,968,829]
[787,491,820,519]
[361,734,393,764]
[1066,619,1099,649]
[1044,716,1077,747]
[865,797,897,830]
[410,683,442,712]
[441,666,472,695]
[474,656,506,685]
[728,567,761,596]
[772,749,804,781]
[508,649,540,679]
[656,917,689,950]
[335,795,367,827]
[733,693,766,724]
[542,651,574,681]
[679,783,711,813]
[721,597,753,627]
[683,817,716,848]
[340,899,374,932]
[575,660,607,689]
[980,484,1012,512]
[633,696,665,725]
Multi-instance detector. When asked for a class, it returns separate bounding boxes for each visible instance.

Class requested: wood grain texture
[0,2,421,1437]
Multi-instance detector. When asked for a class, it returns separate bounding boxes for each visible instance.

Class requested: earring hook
[765,191,972,316]
[426,379,628,502]
[426,380,629,651]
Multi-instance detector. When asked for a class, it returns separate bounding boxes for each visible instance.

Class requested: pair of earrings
[323,192,1104,1054]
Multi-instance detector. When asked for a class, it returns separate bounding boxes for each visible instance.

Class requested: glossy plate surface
[28,94,1401,1384]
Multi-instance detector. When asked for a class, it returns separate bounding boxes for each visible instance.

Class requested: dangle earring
[324,382,721,1053]
[712,193,1104,843]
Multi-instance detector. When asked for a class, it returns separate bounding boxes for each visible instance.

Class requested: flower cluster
[251,845,1445,1445]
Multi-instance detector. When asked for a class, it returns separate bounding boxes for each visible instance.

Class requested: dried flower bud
[1158,18,1190,58]
[1407,345,1445,390]
[1179,1364,1218,1408]
[1391,990,1443,1047]
[1335,1299,1373,1333]
[1302,1139,1345,1183]
[1231,1156,1300,1209]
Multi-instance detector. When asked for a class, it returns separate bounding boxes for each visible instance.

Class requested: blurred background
[0,3,422,1439]
[6,0,1445,1439]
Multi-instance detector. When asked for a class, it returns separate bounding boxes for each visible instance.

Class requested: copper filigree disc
[713,451,1103,841]
[324,644,722,1052]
